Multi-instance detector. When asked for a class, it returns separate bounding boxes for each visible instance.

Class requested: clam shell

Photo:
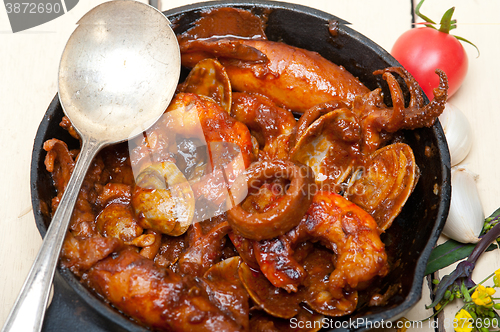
[238,262,301,319]
[291,109,360,190]
[180,58,232,113]
[346,143,418,230]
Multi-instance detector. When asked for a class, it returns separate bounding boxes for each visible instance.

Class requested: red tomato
[391,27,468,99]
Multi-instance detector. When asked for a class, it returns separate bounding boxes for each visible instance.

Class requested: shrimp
[303,191,389,298]
[248,191,388,306]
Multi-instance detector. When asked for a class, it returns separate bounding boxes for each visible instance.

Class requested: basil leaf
[425,240,497,275]
[425,208,500,275]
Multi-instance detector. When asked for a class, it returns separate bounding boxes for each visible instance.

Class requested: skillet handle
[1,137,101,332]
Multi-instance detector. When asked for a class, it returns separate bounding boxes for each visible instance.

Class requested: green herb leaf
[425,240,497,275]
[425,208,500,275]
[460,279,471,302]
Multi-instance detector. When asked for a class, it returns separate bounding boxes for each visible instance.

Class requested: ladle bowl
[1,2,180,332]
[59,0,180,142]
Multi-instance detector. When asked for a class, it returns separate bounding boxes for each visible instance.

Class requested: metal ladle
[2,1,180,331]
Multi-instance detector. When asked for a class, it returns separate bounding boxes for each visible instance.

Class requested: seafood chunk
[96,203,142,241]
[178,7,267,67]
[291,107,361,189]
[181,39,370,113]
[95,183,132,207]
[228,232,260,270]
[138,230,162,260]
[373,67,448,130]
[353,67,448,154]
[132,161,195,236]
[177,221,231,277]
[179,58,232,113]
[231,92,296,160]
[346,143,418,230]
[304,191,389,298]
[227,160,315,241]
[293,101,349,147]
[61,232,121,277]
[300,247,357,316]
[238,261,301,319]
[154,232,189,269]
[253,236,307,292]
[44,138,102,238]
[224,40,370,112]
[84,249,243,332]
[130,93,254,222]
[203,257,249,331]
[43,138,75,195]
[178,7,370,112]
[130,92,254,172]
[251,191,389,297]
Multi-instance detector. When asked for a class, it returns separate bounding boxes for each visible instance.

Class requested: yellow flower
[471,284,496,307]
[495,269,500,287]
[454,309,473,332]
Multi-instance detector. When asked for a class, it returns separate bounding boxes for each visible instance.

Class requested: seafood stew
[31,2,451,331]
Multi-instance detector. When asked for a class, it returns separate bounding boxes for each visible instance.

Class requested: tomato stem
[415,0,436,28]
[414,0,479,56]
[438,7,456,34]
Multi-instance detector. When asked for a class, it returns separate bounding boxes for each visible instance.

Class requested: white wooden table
[1,0,499,330]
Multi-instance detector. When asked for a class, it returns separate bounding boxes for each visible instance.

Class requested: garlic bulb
[438,103,473,166]
[442,166,484,243]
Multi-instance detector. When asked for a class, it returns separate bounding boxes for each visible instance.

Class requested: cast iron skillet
[31,1,451,331]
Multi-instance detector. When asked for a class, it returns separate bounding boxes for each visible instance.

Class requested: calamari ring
[227,160,315,240]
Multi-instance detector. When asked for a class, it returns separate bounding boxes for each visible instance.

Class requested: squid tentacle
[403,68,448,128]
[380,71,406,132]
[373,67,448,130]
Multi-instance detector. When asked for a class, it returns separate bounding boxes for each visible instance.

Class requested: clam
[132,161,195,236]
[291,108,360,191]
[345,142,418,230]
[238,262,301,319]
[179,58,232,113]
[293,101,348,147]
[204,256,243,285]
[96,203,143,242]
[203,257,249,331]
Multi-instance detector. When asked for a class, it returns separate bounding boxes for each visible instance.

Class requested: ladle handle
[1,137,102,332]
